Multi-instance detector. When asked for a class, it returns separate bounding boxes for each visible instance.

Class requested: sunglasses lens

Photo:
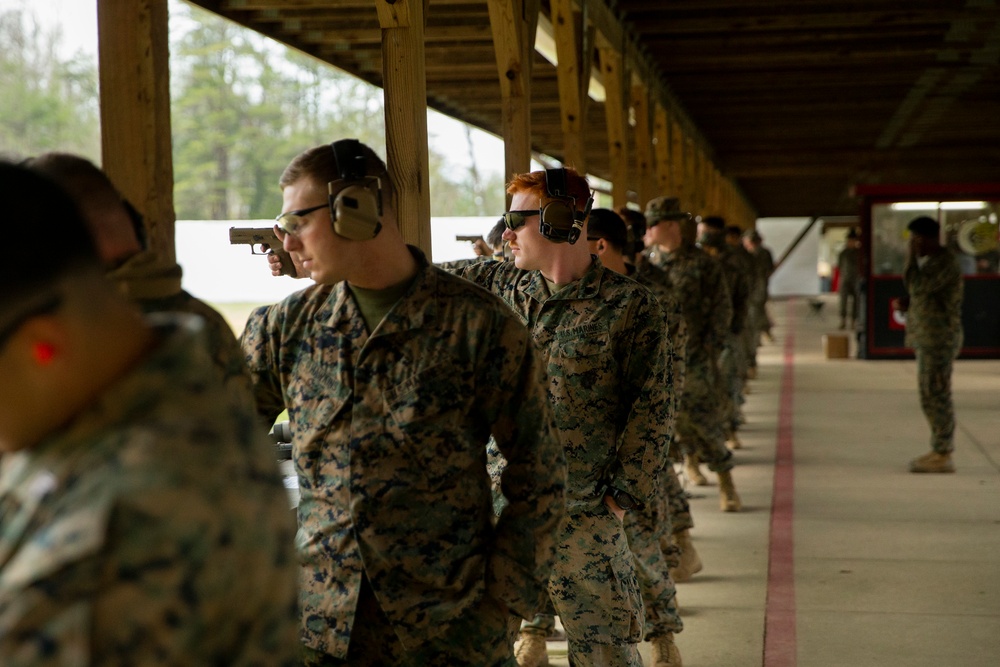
[502,212,526,231]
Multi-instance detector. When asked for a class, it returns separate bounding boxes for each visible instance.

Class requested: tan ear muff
[329,181,382,240]
[540,167,593,244]
[328,139,384,241]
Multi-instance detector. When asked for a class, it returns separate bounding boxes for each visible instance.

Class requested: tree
[0,8,99,161]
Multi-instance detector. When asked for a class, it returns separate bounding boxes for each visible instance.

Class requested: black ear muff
[540,168,593,244]
[328,139,383,240]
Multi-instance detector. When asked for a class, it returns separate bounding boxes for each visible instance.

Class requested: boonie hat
[645,196,692,224]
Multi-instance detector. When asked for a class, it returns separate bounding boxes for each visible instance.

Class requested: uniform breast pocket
[548,324,616,409]
[383,362,472,474]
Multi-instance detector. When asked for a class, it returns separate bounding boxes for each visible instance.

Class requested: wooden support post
[652,103,671,203]
[670,117,686,209]
[631,82,654,209]
[551,0,586,172]
[488,0,538,199]
[598,43,627,208]
[377,0,431,253]
[98,0,180,297]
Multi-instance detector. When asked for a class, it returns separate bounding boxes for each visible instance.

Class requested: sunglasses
[0,294,63,351]
[275,203,329,237]
[500,210,538,231]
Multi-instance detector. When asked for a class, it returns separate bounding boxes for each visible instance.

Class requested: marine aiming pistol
[229,227,297,278]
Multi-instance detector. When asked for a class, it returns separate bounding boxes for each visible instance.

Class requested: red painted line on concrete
[764,300,797,667]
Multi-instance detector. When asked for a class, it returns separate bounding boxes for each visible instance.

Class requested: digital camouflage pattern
[748,243,775,343]
[712,243,753,433]
[241,247,566,661]
[903,249,964,453]
[644,245,734,473]
[452,256,672,662]
[135,289,253,404]
[0,315,300,666]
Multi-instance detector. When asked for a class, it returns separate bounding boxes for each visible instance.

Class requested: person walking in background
[893,216,964,473]
[837,228,862,330]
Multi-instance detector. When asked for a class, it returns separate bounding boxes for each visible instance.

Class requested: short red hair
[507,169,592,212]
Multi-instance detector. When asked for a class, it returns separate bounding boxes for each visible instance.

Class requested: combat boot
[717,470,742,512]
[684,454,708,486]
[669,529,703,582]
[650,632,682,667]
[514,631,549,667]
[909,451,955,473]
[726,432,742,450]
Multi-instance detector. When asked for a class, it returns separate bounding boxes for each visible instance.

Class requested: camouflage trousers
[623,474,683,639]
[301,574,516,667]
[663,463,693,535]
[719,335,747,433]
[915,345,957,454]
[676,357,734,473]
[547,506,644,666]
[742,304,760,369]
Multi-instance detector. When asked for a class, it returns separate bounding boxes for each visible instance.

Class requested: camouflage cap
[644,196,692,224]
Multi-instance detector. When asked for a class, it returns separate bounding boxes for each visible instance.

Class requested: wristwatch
[607,486,639,511]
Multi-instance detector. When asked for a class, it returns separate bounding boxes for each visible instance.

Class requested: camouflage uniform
[748,243,775,348]
[453,257,673,666]
[241,247,566,665]
[626,261,687,639]
[134,289,253,403]
[714,241,753,433]
[645,245,734,473]
[903,250,964,454]
[0,315,300,665]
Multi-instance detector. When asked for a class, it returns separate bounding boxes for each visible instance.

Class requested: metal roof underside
[190,0,1000,218]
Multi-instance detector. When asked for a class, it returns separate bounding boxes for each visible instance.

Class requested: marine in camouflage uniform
[644,197,742,512]
[744,230,775,354]
[242,142,565,666]
[0,317,301,665]
[26,152,253,404]
[899,216,964,473]
[588,209,686,662]
[699,218,752,445]
[0,165,300,665]
[452,178,674,667]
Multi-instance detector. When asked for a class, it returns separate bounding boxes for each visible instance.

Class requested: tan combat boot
[717,470,742,512]
[650,632,682,667]
[726,432,743,450]
[909,451,955,473]
[684,454,708,486]
[514,631,549,667]
[669,529,703,582]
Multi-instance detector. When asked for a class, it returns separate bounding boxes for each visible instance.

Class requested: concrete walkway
[542,294,1000,666]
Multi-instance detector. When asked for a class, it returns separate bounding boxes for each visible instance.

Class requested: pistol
[456,235,485,243]
[229,227,297,278]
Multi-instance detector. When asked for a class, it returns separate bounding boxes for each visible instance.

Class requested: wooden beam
[377,0,431,253]
[652,102,671,203]
[98,0,180,297]
[631,81,654,208]
[597,44,627,208]
[550,0,586,172]
[670,116,686,209]
[487,0,538,189]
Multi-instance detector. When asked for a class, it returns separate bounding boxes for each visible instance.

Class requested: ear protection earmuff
[539,168,593,244]
[328,139,383,240]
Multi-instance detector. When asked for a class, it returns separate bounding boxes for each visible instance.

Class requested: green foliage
[0,1,503,221]
[0,9,100,161]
